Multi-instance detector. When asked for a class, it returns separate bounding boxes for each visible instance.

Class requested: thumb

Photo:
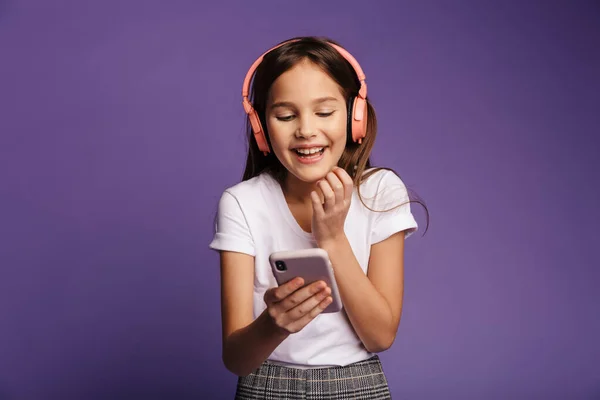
[263,287,276,305]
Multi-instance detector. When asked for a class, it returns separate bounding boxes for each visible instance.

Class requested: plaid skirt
[235,355,392,399]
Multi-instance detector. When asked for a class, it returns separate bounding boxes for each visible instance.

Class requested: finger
[288,286,331,320]
[287,295,333,332]
[280,280,327,312]
[317,179,336,211]
[325,171,344,207]
[265,277,304,305]
[311,190,325,218]
[333,167,354,202]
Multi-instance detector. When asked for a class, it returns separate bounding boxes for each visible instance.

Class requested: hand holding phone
[262,248,343,335]
[262,276,333,335]
[269,248,342,314]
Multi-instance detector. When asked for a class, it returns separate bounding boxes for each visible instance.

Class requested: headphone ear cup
[351,96,368,143]
[346,96,355,143]
[248,109,270,154]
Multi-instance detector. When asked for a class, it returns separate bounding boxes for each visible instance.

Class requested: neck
[282,173,319,206]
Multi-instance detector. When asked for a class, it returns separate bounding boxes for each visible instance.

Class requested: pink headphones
[241,39,368,155]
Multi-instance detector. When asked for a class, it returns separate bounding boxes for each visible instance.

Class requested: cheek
[330,114,348,147]
[264,121,292,162]
[265,120,286,146]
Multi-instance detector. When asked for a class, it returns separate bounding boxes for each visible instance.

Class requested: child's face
[265,59,347,184]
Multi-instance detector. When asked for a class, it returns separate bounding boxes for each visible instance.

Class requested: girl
[210,36,427,399]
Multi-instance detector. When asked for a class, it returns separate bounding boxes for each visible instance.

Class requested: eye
[316,111,335,118]
[276,115,295,122]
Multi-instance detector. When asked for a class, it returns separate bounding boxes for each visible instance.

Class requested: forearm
[223,310,289,376]
[321,235,398,352]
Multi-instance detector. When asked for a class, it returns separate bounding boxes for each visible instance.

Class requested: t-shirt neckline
[263,173,315,242]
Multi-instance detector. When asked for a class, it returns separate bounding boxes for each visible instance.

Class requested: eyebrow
[270,96,339,110]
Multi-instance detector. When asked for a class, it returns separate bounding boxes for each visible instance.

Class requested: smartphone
[269,248,342,313]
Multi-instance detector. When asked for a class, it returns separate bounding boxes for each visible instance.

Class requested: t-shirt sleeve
[368,170,419,244]
[208,190,256,256]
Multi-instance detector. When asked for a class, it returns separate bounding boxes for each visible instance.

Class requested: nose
[295,115,316,139]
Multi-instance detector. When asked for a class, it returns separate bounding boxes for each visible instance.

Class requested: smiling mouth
[292,147,326,158]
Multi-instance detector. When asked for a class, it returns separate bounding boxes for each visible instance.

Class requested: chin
[278,146,343,183]
[291,168,330,183]
[285,160,337,183]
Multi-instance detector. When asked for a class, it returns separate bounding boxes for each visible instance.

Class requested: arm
[320,231,406,353]
[311,167,413,353]
[212,192,287,375]
[220,251,288,376]
[220,250,333,376]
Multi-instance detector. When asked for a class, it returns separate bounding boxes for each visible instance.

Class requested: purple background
[1,1,599,399]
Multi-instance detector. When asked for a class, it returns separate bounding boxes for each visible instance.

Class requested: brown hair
[241,36,429,234]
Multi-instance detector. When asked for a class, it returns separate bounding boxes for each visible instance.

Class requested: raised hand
[263,277,332,335]
[310,167,354,247]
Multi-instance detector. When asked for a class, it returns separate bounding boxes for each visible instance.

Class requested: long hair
[241,36,429,233]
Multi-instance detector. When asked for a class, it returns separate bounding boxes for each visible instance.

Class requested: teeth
[295,147,324,155]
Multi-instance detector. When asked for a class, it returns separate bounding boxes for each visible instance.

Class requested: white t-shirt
[209,168,418,368]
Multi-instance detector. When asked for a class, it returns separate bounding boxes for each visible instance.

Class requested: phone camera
[275,261,287,272]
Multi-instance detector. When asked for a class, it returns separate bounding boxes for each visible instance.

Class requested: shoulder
[221,172,269,196]
[219,172,276,200]
[357,167,418,241]
[359,167,404,187]
[358,168,410,204]
[215,172,279,213]
[210,173,278,254]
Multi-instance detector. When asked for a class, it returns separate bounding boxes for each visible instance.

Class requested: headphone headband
[241,39,367,101]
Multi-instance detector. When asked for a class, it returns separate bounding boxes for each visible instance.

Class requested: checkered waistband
[235,355,391,399]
